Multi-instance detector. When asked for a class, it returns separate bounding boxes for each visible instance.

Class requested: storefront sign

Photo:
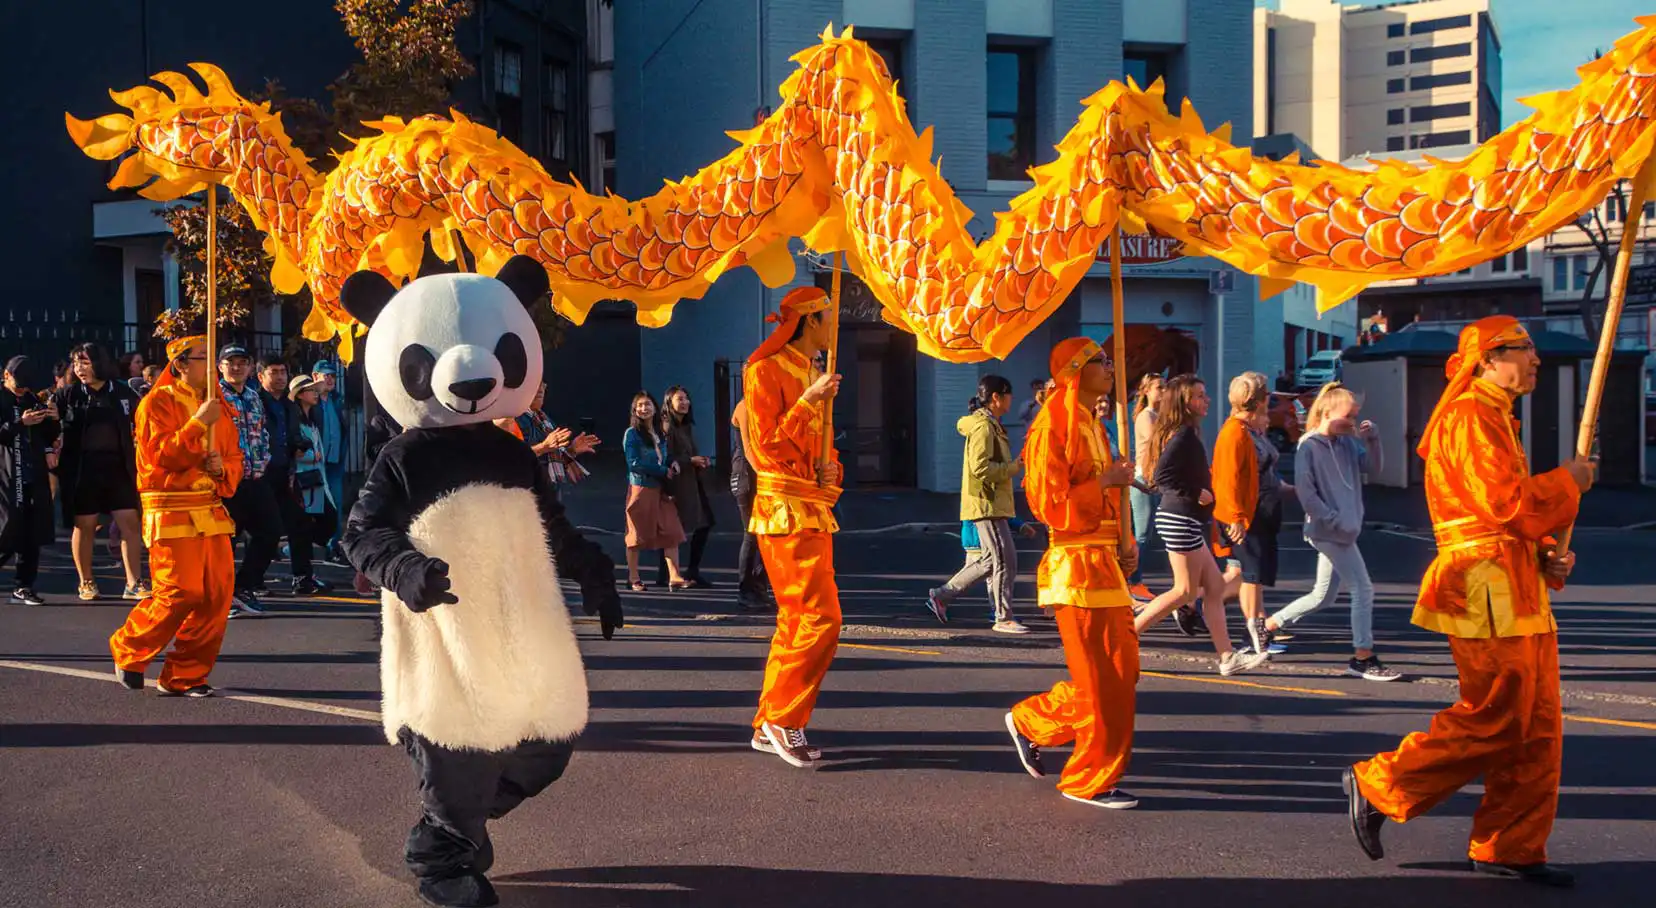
[1097,232,1185,265]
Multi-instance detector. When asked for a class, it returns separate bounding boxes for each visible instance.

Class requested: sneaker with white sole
[1247,617,1272,657]
[157,683,216,698]
[114,664,145,690]
[228,591,266,619]
[923,590,949,624]
[123,582,151,601]
[750,729,821,761]
[1346,656,1403,682]
[78,581,100,602]
[760,722,820,768]
[1172,605,1201,637]
[1219,649,1270,676]
[1062,788,1139,810]
[1004,711,1045,778]
[992,619,1030,635]
[11,588,44,606]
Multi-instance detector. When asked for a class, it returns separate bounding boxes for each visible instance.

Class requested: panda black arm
[530,453,623,638]
[343,441,455,611]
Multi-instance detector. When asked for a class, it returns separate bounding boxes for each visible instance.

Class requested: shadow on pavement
[494,863,1656,908]
[0,722,383,747]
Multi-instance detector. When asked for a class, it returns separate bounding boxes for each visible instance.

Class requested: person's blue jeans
[324,462,346,549]
[1128,485,1158,585]
[1269,537,1375,651]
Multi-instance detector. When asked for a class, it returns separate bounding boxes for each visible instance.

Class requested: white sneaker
[993,620,1030,635]
[1219,649,1270,676]
[1062,788,1140,810]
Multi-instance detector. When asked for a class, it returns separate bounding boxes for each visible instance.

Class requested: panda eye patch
[496,332,529,389]
[399,344,437,401]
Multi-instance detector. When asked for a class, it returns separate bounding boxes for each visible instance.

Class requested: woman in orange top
[1344,317,1592,886]
[109,335,243,697]
[1212,372,1293,656]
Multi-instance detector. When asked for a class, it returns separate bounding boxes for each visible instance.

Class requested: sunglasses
[1493,342,1536,354]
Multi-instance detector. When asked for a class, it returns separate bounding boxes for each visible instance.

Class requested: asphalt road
[2,525,1653,908]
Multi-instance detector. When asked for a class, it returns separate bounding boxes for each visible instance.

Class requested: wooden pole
[451,228,469,273]
[205,185,218,435]
[1109,225,1131,554]
[1558,163,1655,556]
[818,252,843,486]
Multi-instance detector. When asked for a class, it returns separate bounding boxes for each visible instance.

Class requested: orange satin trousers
[110,534,235,691]
[753,531,841,730]
[1354,632,1562,865]
[1012,606,1138,799]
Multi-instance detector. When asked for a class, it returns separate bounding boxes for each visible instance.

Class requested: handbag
[295,469,325,491]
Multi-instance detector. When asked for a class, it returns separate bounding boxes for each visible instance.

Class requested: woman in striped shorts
[1133,374,1269,676]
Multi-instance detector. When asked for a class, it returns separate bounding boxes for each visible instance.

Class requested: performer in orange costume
[1004,338,1141,809]
[745,286,843,768]
[1345,316,1594,886]
[110,335,243,697]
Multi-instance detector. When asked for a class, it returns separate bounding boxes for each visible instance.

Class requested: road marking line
[1565,715,1656,731]
[0,659,381,723]
[1140,670,1350,698]
[839,642,945,656]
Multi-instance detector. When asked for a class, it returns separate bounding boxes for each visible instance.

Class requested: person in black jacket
[52,342,144,601]
[1132,374,1268,677]
[1,357,60,605]
[257,357,333,596]
[656,385,715,587]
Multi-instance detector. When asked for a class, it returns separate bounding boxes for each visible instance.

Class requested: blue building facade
[616,0,1259,491]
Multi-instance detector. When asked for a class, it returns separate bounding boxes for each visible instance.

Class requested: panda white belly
[378,483,589,751]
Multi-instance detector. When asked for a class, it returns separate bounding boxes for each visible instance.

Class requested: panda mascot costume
[339,255,623,908]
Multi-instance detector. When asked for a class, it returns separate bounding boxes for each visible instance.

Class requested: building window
[1411,14,1473,34]
[1552,256,1568,291]
[865,36,908,102]
[1606,194,1626,222]
[987,46,1037,181]
[1411,71,1472,90]
[1573,254,1589,291]
[1410,130,1471,149]
[1492,254,1508,273]
[1512,246,1529,271]
[1386,108,1405,125]
[494,41,523,144]
[596,130,615,193]
[542,57,569,170]
[1411,101,1471,122]
[1387,78,1405,94]
[1387,49,1406,66]
[1387,22,1405,38]
[1411,43,1472,63]
[1386,136,1405,151]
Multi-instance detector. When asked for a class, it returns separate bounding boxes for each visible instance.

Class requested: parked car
[1296,349,1343,389]
[1266,392,1305,451]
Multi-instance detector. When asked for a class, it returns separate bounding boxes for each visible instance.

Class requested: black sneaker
[1346,657,1403,682]
[1469,861,1575,888]
[114,664,145,691]
[229,590,266,618]
[291,575,333,597]
[1247,617,1272,656]
[1062,788,1139,810]
[157,683,216,698]
[1344,765,1386,860]
[1004,711,1045,778]
[11,587,44,606]
[1172,605,1200,637]
[417,870,499,908]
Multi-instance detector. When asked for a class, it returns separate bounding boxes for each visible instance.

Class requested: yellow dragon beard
[67,20,1656,363]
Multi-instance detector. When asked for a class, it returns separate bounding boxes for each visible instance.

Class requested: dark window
[1386,135,1405,152]
[1410,130,1471,149]
[864,36,908,102]
[987,46,1038,181]
[1411,43,1472,63]
[1411,71,1472,90]
[1492,254,1508,273]
[1123,50,1170,91]
[1552,256,1569,291]
[1512,246,1529,271]
[494,41,523,144]
[1387,23,1405,38]
[1386,50,1406,66]
[1386,108,1405,125]
[1606,194,1626,222]
[542,57,569,170]
[1644,201,1655,221]
[1411,14,1472,35]
[1478,14,1502,140]
[1411,101,1471,122]
[1266,28,1277,135]
[1387,78,1406,94]
[597,131,615,193]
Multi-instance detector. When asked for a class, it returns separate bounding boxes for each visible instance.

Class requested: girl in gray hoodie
[1261,383,1400,682]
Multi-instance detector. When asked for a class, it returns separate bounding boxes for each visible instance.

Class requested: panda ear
[340,270,398,327]
[494,255,550,309]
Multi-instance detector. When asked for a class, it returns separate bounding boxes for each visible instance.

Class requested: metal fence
[0,309,286,369]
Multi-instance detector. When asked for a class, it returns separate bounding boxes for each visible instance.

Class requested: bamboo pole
[204,185,218,445]
[451,228,469,273]
[818,252,843,487]
[1109,226,1131,554]
[1558,162,1655,556]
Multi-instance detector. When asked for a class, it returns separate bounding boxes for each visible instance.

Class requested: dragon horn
[64,111,135,160]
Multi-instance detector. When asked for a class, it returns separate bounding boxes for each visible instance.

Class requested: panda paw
[401,558,460,612]
[582,584,624,640]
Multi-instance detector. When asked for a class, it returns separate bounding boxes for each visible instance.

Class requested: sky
[1255,0,1648,127]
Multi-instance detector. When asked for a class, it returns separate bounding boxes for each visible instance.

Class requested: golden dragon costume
[67,21,1656,362]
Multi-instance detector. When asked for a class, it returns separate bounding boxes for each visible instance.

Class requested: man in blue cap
[219,343,282,615]
[311,360,347,562]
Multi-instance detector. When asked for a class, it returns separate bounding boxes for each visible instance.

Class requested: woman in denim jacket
[622,392,687,591]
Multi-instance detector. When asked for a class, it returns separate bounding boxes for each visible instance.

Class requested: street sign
[1208,269,1235,294]
[1098,231,1185,265]
[1628,263,1656,305]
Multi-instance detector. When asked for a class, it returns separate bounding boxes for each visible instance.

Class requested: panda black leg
[490,738,576,819]
[399,729,505,907]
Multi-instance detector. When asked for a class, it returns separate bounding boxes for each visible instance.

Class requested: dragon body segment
[67,21,1656,362]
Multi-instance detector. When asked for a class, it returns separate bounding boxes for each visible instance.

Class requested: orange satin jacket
[135,379,243,546]
[1211,416,1259,530]
[1412,378,1580,638]
[1024,395,1132,609]
[743,345,841,536]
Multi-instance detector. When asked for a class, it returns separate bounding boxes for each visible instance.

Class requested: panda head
[340,255,547,430]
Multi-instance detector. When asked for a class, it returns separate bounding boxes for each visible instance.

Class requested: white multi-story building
[1255,0,1501,161]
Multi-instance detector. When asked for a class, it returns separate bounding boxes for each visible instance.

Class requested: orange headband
[1418,315,1529,458]
[747,286,831,365]
[166,335,206,361]
[1049,337,1103,385]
